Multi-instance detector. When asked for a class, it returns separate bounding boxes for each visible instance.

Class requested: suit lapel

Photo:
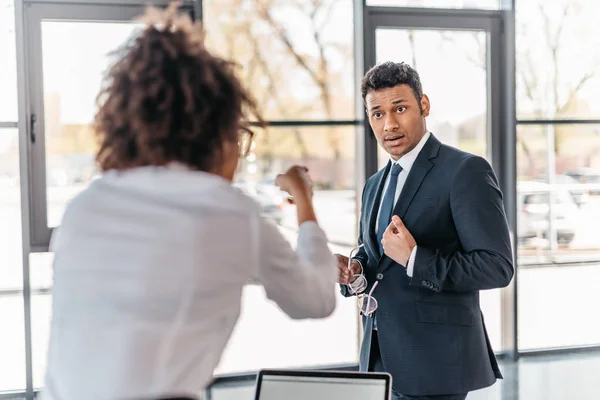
[365,163,390,260]
[393,158,433,220]
[393,134,441,219]
[377,135,441,273]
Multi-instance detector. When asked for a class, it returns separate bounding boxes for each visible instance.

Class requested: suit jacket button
[376,273,384,280]
[421,280,428,287]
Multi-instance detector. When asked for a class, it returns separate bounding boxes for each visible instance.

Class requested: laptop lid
[254,369,392,400]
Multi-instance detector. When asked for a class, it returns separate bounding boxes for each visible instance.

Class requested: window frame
[199,0,364,377]
[22,2,195,251]
[515,120,600,261]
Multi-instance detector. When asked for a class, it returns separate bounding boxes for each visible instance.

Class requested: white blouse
[39,166,337,400]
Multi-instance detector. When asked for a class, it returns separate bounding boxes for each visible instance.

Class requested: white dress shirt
[373,131,431,276]
[40,166,336,400]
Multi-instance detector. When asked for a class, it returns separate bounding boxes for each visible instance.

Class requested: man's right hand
[335,254,362,285]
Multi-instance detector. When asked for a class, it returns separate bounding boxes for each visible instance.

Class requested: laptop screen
[255,370,390,400]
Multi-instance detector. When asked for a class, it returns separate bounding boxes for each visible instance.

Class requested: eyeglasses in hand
[346,244,378,317]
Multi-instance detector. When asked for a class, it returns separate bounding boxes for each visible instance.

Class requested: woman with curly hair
[39,4,336,400]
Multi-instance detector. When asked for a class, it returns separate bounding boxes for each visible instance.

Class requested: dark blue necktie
[377,163,402,255]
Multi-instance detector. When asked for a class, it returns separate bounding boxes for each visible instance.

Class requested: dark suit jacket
[341,134,514,396]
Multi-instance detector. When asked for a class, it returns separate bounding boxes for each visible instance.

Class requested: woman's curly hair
[94,2,261,172]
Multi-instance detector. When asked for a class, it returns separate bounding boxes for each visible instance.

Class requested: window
[24,2,189,248]
[40,20,142,229]
[0,128,25,393]
[203,0,355,121]
[26,6,145,246]
[372,25,502,350]
[0,295,25,392]
[0,128,21,289]
[219,126,360,373]
[217,287,358,373]
[204,0,360,373]
[26,125,363,378]
[518,262,600,349]
[21,2,203,249]
[516,123,600,349]
[374,28,489,169]
[0,0,24,393]
[516,0,600,120]
[237,126,357,243]
[516,0,600,350]
[20,2,190,393]
[28,252,53,388]
[0,0,17,122]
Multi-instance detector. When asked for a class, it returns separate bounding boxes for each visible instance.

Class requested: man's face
[365,84,430,160]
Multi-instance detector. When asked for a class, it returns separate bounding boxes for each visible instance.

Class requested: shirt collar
[390,131,431,173]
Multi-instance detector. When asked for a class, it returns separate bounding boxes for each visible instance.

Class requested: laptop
[254,369,392,400]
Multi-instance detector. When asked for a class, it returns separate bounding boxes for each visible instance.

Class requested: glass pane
[517,124,600,263]
[32,291,52,389]
[375,29,489,169]
[519,263,600,349]
[0,127,24,392]
[0,295,25,392]
[236,125,357,246]
[374,28,501,350]
[0,0,18,122]
[216,285,358,374]
[31,252,360,380]
[25,253,52,388]
[517,124,600,349]
[203,0,355,121]
[28,253,54,389]
[0,128,22,292]
[366,0,502,9]
[30,126,361,378]
[41,21,142,227]
[219,125,359,373]
[516,0,600,119]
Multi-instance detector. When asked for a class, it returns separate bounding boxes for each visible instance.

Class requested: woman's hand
[275,166,313,202]
[275,166,316,225]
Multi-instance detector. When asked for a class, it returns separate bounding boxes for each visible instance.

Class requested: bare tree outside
[521,1,596,119]
[437,0,600,177]
[517,0,600,176]
[204,0,354,188]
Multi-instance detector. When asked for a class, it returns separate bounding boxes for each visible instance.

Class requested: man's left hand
[381,215,416,267]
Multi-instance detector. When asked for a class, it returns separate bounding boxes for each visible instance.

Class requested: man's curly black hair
[360,61,424,113]
[94,3,261,172]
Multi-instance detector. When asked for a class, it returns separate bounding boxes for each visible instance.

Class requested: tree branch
[558,69,596,115]
[540,2,571,114]
[238,8,310,160]
[255,0,322,86]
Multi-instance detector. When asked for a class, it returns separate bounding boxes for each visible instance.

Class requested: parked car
[518,181,579,245]
[536,175,590,207]
[565,169,600,195]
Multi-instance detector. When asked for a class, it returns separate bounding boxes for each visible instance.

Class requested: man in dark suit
[336,61,514,400]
